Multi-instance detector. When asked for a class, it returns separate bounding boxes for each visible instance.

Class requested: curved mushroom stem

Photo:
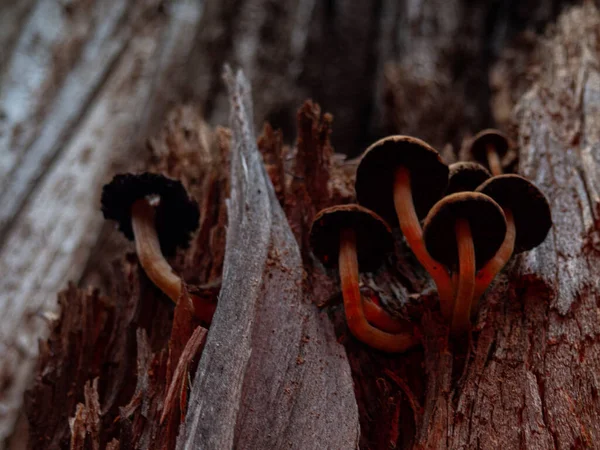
[486,143,503,176]
[471,208,516,319]
[450,218,475,334]
[339,228,419,353]
[131,199,216,323]
[452,271,458,295]
[362,298,408,334]
[394,167,454,318]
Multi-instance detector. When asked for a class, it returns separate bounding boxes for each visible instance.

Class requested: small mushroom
[471,174,552,315]
[470,129,512,176]
[423,193,507,334]
[101,173,215,322]
[445,162,491,195]
[355,136,454,318]
[310,204,418,353]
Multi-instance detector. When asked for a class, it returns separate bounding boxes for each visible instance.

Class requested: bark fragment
[177,68,359,450]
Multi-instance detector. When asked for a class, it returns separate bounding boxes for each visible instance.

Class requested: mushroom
[445,162,491,195]
[101,173,216,323]
[423,192,507,334]
[471,174,552,315]
[355,136,453,318]
[310,204,418,353]
[470,129,513,176]
[362,297,409,334]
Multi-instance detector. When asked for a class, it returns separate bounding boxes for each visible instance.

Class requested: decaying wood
[23,105,231,449]
[178,69,359,449]
[417,4,600,448]
[0,0,578,445]
[338,4,600,448]
[0,1,202,441]
[22,75,361,448]
[4,0,600,448]
[189,0,576,158]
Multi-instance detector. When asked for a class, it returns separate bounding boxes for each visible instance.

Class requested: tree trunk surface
[1,0,599,449]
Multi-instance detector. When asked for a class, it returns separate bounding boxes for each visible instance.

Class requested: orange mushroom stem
[339,228,418,353]
[471,208,516,317]
[131,199,216,322]
[362,297,407,334]
[393,167,454,318]
[486,143,503,176]
[450,219,476,334]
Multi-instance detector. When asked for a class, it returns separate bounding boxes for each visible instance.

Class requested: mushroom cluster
[310,130,552,351]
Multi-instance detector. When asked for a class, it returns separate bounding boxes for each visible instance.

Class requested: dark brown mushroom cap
[310,204,393,272]
[355,135,449,225]
[470,129,511,166]
[423,192,507,270]
[476,175,551,253]
[445,162,491,195]
[101,173,199,256]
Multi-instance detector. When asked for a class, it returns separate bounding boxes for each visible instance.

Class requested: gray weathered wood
[178,68,359,450]
[0,0,202,444]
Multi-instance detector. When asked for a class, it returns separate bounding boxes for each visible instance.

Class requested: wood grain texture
[415,4,600,448]
[0,0,595,447]
[0,0,202,444]
[23,110,225,450]
[188,0,576,157]
[178,68,359,450]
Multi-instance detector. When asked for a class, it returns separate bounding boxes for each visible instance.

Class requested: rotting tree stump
[2,1,600,449]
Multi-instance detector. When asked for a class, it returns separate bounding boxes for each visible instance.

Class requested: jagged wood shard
[177,69,359,449]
